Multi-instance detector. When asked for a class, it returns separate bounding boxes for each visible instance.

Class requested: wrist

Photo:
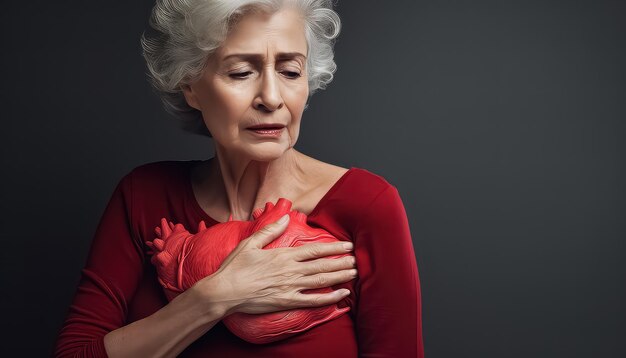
[188,273,240,320]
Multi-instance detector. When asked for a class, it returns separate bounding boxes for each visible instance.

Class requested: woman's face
[183,7,309,161]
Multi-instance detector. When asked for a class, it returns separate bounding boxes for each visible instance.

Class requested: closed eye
[281,71,302,79]
[229,71,253,79]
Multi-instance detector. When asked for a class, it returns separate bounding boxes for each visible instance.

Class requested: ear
[181,84,201,111]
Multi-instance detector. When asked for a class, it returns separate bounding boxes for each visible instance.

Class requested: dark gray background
[1,0,624,357]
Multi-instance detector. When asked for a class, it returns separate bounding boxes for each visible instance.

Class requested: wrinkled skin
[145,198,350,344]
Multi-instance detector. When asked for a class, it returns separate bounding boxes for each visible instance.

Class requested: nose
[253,69,284,112]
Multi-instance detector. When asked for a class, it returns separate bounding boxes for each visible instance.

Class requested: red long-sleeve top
[54,160,423,357]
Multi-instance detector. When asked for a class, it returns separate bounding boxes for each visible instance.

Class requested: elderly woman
[54,0,423,357]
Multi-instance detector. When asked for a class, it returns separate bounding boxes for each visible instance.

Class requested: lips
[246,123,286,130]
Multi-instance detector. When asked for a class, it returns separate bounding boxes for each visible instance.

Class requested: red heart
[146,198,351,343]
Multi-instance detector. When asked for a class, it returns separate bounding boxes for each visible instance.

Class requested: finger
[298,269,358,289]
[290,241,354,261]
[300,255,356,276]
[294,289,351,308]
[160,218,172,237]
[249,214,290,249]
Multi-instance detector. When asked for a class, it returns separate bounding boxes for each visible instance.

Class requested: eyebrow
[221,52,307,62]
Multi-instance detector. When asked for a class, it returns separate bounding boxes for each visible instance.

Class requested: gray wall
[1,0,624,356]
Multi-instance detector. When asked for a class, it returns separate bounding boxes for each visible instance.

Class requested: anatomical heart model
[145,198,351,344]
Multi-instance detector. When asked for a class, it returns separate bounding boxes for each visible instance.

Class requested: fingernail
[278,214,289,224]
[340,289,350,296]
[343,242,354,250]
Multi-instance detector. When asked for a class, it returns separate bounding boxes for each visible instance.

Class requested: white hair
[140,0,341,136]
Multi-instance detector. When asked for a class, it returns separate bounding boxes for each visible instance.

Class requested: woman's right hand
[190,214,357,317]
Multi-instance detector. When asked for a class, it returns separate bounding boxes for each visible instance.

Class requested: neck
[209,146,309,221]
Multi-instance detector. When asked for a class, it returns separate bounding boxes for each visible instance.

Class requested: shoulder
[305,151,397,203]
[305,155,393,200]
[345,167,406,224]
[122,160,196,185]
[114,160,199,198]
[347,169,408,233]
[345,167,398,205]
[318,166,405,234]
[313,165,401,224]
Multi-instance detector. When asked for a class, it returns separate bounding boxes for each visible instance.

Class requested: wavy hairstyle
[141,0,341,136]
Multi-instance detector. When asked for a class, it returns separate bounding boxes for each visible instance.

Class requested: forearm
[103,277,229,358]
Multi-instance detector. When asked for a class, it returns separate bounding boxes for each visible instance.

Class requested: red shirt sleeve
[54,173,144,357]
[353,185,424,357]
